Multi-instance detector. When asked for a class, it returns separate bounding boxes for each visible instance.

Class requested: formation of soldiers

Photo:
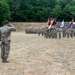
[38,26,75,39]
[25,18,75,39]
[39,18,75,39]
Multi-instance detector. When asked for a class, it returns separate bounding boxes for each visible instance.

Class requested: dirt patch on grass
[11,22,46,31]
[0,32,75,75]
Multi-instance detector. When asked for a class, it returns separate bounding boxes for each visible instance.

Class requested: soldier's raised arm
[8,23,17,31]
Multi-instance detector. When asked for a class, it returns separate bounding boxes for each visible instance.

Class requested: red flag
[68,19,74,28]
[50,18,56,26]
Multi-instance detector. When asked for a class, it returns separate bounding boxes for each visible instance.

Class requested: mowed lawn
[0,32,75,75]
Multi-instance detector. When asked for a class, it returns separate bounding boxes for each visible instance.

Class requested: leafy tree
[70,6,75,18]
[5,0,56,22]
[62,4,72,21]
[52,5,62,21]
[0,1,10,26]
[1,0,75,22]
[58,0,74,8]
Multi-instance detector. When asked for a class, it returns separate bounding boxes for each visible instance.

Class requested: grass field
[0,31,75,75]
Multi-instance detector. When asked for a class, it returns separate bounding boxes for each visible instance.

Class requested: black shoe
[2,58,9,63]
[2,60,9,63]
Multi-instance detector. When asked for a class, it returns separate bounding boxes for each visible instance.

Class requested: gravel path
[0,32,75,75]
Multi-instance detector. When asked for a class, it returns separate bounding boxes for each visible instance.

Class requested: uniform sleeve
[0,27,1,32]
[8,25,17,31]
[0,28,1,41]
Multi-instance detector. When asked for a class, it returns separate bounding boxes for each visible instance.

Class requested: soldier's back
[0,26,11,41]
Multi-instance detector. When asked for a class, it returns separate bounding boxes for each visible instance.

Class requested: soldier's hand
[8,23,13,27]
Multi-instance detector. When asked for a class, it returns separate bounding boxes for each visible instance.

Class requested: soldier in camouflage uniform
[0,21,17,63]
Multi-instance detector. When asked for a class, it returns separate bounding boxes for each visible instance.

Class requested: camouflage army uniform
[0,24,17,62]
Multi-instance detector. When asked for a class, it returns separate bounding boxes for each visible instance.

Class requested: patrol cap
[4,20,9,24]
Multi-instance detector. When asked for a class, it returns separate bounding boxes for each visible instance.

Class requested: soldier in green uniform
[0,21,17,63]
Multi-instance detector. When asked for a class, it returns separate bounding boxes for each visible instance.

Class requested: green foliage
[70,6,75,18]
[52,5,62,21]
[5,0,56,22]
[0,0,75,22]
[62,4,72,21]
[55,0,75,21]
[0,1,10,26]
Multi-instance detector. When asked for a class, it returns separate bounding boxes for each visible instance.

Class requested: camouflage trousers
[1,41,10,60]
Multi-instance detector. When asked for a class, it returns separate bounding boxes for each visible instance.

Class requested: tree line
[0,0,75,25]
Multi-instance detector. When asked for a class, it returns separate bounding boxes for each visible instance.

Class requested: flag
[60,20,64,27]
[68,19,74,29]
[48,19,55,29]
[46,18,50,27]
[50,18,56,26]
[48,19,54,29]
[48,24,52,29]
